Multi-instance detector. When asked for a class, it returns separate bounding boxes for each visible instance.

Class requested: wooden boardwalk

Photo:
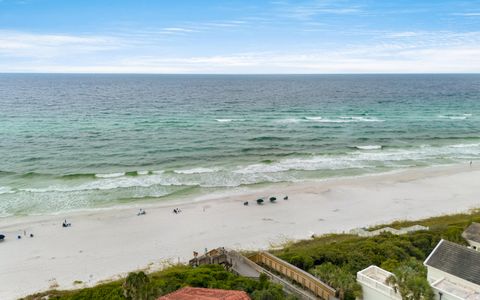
[189,248,337,300]
[250,252,337,300]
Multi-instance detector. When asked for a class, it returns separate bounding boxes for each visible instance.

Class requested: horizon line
[1,72,479,75]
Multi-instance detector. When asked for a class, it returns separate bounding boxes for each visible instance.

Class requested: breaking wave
[355,145,383,150]
[173,167,220,174]
[215,118,245,123]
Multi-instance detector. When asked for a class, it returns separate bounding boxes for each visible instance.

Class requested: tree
[311,263,361,300]
[386,258,434,300]
[123,271,157,300]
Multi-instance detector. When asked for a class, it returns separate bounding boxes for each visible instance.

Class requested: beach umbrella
[256,198,264,204]
[269,197,277,202]
[0,234,5,240]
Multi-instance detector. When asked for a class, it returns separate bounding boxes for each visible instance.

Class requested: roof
[424,240,480,285]
[158,287,251,300]
[357,266,402,300]
[462,223,480,243]
[432,278,480,300]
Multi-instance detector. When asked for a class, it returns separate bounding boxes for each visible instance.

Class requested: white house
[357,265,402,300]
[424,239,480,300]
[462,223,480,251]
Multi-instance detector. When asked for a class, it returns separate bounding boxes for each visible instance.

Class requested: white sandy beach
[0,163,479,299]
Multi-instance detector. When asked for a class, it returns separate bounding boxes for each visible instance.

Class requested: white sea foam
[174,167,220,174]
[438,114,469,120]
[276,118,302,124]
[341,116,384,122]
[0,186,14,194]
[137,170,149,175]
[215,118,245,123]
[234,142,480,175]
[450,143,480,148]
[356,145,382,150]
[234,164,288,174]
[22,174,183,193]
[95,172,125,178]
[305,116,324,121]
[313,119,352,123]
[13,142,480,195]
[305,116,384,123]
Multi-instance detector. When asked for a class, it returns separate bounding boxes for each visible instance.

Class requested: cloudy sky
[1,0,479,73]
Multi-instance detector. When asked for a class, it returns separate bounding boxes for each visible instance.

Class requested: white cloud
[2,44,479,74]
[452,12,480,16]
[161,27,198,33]
[0,30,123,58]
[386,31,421,38]
[1,29,480,73]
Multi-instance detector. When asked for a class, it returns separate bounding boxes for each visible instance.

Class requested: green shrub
[386,258,434,300]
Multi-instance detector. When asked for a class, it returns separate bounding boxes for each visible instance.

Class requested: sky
[0,0,479,73]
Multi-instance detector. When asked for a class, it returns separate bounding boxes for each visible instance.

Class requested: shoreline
[2,162,474,220]
[1,163,479,299]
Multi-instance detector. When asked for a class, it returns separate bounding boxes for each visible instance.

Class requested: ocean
[1,74,479,216]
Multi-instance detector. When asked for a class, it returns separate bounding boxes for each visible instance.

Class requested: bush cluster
[273,211,480,300]
[23,265,288,300]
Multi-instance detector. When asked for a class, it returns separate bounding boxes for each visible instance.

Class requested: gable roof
[158,287,250,300]
[462,222,480,243]
[424,240,480,286]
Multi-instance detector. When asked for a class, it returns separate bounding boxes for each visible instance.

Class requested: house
[424,239,480,300]
[462,223,480,251]
[356,265,402,300]
[158,287,250,300]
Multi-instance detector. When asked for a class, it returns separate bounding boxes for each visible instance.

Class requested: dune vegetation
[23,210,480,300]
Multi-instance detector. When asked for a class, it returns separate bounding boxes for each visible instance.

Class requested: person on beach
[470,161,473,167]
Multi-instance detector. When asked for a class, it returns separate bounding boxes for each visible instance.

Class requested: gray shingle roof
[424,240,480,285]
[462,223,480,243]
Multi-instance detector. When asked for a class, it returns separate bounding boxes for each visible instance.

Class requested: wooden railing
[250,252,337,300]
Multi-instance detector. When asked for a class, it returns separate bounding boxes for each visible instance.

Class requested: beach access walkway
[349,224,428,237]
[189,247,338,300]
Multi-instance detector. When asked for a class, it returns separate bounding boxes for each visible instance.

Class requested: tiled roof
[425,240,480,285]
[158,287,251,300]
[462,223,480,243]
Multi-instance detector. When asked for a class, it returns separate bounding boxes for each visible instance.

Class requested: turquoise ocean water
[0,74,479,216]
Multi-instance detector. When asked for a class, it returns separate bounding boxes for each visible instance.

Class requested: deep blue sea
[1,74,479,216]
